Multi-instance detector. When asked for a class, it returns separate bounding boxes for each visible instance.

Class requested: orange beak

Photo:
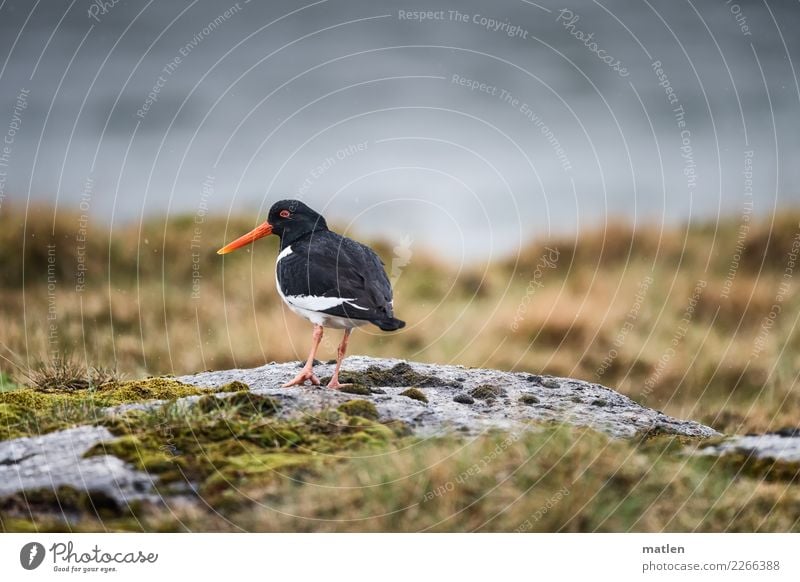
[216,221,273,255]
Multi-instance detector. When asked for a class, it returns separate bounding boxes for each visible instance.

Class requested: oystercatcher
[217,200,405,388]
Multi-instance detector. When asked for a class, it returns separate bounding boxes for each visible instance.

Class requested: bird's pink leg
[283,325,324,387]
[327,329,351,389]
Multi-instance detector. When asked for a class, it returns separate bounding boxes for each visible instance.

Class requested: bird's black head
[217,199,328,255]
[267,199,328,245]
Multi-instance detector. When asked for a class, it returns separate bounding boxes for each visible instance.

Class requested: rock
[697,433,800,463]
[0,357,720,509]
[178,356,718,439]
[0,426,154,507]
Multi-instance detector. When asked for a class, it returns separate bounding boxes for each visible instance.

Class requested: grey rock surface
[697,433,800,463]
[0,425,154,505]
[178,356,718,439]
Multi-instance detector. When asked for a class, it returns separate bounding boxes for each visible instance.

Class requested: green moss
[717,453,800,482]
[338,399,379,420]
[83,395,403,510]
[400,387,428,403]
[197,392,278,416]
[85,435,175,473]
[338,384,372,396]
[0,390,99,441]
[469,384,505,400]
[453,394,474,405]
[0,377,231,441]
[324,362,450,389]
[218,380,250,392]
[0,389,55,411]
[0,402,22,428]
[591,399,608,407]
[519,394,540,405]
[0,485,131,519]
[382,419,413,437]
[206,452,315,486]
[96,377,218,405]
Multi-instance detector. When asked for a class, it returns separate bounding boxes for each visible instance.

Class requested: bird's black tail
[375,317,406,331]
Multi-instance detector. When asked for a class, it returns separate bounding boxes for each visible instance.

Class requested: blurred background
[1,0,799,434]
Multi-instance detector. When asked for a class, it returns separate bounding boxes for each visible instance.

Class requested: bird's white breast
[275,245,368,329]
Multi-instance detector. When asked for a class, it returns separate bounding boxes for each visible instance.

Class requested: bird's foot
[326,377,351,390]
[283,369,320,387]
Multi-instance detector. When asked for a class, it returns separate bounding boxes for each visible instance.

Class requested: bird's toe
[282,370,320,387]
[326,380,351,390]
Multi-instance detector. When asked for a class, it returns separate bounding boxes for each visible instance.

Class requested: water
[0,0,798,260]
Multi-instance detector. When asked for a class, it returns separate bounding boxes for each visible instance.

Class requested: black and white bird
[217,200,405,388]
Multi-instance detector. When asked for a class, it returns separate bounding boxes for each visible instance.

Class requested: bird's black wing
[277,230,396,323]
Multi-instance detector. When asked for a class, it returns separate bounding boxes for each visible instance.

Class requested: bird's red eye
[279,210,290,218]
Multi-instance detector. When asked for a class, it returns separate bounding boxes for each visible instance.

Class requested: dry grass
[7,428,799,532]
[1,203,799,438]
[22,358,118,393]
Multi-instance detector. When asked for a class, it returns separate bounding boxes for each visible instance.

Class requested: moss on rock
[83,394,403,509]
[400,388,428,403]
[0,377,230,441]
[97,378,218,405]
[218,380,250,393]
[338,384,372,396]
[197,392,278,416]
[325,362,450,389]
[0,485,129,519]
[469,384,505,400]
[338,399,379,420]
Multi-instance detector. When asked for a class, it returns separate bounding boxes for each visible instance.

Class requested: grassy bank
[3,390,798,532]
[2,204,799,436]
